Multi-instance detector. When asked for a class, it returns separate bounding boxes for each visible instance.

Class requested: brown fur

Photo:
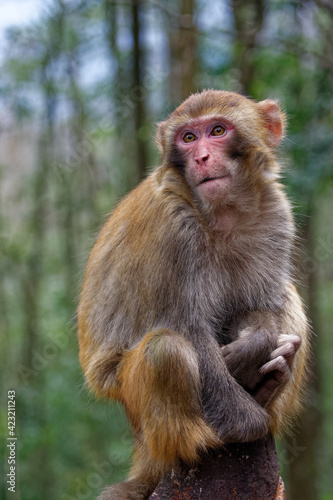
[78,90,310,500]
[118,330,217,464]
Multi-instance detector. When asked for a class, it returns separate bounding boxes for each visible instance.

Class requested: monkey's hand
[221,328,277,391]
[253,334,302,408]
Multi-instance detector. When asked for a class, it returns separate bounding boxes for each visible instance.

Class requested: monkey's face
[156,90,286,211]
[174,116,236,204]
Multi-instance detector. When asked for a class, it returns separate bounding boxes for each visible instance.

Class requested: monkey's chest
[184,250,283,341]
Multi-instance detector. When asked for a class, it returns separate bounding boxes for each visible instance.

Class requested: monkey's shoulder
[93,171,200,256]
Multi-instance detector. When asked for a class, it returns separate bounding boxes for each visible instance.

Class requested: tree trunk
[231,0,265,95]
[19,57,57,500]
[21,63,56,366]
[131,0,148,181]
[168,0,198,104]
[150,435,286,500]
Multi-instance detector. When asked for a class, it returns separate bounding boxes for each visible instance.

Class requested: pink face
[175,116,235,204]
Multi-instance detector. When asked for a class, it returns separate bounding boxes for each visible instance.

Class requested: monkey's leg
[195,336,271,443]
[86,331,217,500]
[118,329,218,465]
[99,330,213,500]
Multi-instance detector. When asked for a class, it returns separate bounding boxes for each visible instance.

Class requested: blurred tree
[231,0,265,95]
[61,3,99,302]
[168,0,198,103]
[131,0,149,180]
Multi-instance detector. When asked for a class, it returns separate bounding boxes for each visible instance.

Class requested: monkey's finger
[270,342,295,361]
[270,336,301,370]
[221,343,235,353]
[255,329,305,409]
[255,356,291,406]
[277,334,302,349]
[258,355,290,384]
[253,376,281,407]
[220,344,229,355]
[220,343,236,359]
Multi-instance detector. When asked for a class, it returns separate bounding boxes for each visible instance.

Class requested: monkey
[78,90,310,500]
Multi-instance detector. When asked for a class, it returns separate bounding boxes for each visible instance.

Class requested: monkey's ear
[258,100,286,147]
[155,121,167,153]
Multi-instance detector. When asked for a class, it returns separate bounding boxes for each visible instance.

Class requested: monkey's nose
[196,154,210,167]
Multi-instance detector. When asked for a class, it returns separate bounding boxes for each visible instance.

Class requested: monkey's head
[156,90,286,212]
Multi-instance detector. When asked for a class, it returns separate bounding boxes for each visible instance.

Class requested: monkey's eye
[211,125,226,136]
[183,132,196,143]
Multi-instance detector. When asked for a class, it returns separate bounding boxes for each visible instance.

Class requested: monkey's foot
[143,414,218,464]
[98,478,153,500]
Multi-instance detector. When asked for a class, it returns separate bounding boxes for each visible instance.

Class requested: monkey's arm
[261,283,309,434]
[223,282,309,434]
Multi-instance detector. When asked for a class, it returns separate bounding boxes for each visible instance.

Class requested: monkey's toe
[98,479,152,500]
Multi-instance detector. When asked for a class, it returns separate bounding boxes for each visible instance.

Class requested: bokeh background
[1,1,333,499]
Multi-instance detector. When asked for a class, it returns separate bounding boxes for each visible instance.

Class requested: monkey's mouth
[199,174,231,185]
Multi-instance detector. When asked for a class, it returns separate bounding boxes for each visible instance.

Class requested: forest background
[1,1,333,499]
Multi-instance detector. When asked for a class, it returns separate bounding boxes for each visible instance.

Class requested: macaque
[78,90,310,500]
